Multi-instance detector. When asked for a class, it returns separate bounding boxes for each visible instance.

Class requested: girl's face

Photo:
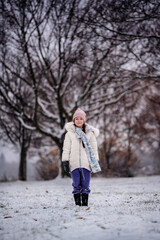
[74,117,84,128]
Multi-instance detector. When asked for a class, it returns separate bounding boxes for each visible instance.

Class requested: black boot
[74,193,81,206]
[82,193,89,206]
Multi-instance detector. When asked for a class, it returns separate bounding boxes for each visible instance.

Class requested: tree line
[0,0,159,180]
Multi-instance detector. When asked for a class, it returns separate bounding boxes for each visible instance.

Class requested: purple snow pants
[71,168,91,194]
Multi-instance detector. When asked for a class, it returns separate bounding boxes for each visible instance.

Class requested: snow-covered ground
[0,176,160,240]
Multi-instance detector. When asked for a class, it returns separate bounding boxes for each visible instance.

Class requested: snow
[0,176,160,240]
[17,117,36,131]
[0,142,19,164]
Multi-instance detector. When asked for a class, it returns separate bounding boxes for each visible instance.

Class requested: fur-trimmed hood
[65,122,99,138]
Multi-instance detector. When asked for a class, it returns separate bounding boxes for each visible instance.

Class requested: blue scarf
[75,127,101,173]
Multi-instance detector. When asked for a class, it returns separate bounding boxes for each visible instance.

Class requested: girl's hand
[63,161,70,174]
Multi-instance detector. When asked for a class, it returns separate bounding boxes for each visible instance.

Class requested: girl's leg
[71,168,81,194]
[81,168,91,206]
[81,168,91,194]
[71,168,81,206]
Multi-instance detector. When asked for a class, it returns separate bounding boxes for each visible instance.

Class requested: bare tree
[0,76,35,180]
[135,83,160,151]
[1,0,159,178]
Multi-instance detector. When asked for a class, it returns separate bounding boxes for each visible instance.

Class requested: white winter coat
[62,122,99,172]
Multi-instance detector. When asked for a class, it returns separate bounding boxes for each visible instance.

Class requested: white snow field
[0,176,160,240]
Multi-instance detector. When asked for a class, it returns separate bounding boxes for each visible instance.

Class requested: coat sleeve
[62,132,71,162]
[89,132,99,161]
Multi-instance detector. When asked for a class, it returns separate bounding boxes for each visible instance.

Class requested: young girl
[62,108,101,206]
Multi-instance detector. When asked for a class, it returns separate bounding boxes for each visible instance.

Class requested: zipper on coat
[79,139,81,168]
[79,139,85,180]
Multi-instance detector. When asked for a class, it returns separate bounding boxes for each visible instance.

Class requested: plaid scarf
[75,127,101,173]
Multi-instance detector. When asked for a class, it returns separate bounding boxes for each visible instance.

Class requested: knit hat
[73,108,86,122]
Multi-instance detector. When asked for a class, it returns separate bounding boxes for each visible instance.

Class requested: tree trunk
[19,127,31,181]
[105,153,110,169]
[126,126,133,177]
[103,111,111,169]
[19,141,28,181]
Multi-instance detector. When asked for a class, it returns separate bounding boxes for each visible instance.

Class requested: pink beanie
[73,108,86,122]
